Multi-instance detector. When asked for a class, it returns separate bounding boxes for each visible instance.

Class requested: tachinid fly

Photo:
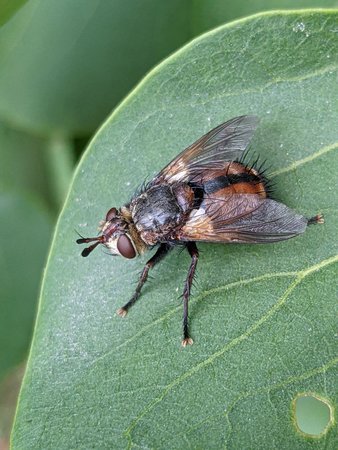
[77,115,323,346]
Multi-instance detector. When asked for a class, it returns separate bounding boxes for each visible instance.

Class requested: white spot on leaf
[293,22,305,33]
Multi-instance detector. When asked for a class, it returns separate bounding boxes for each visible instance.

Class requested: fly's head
[76,207,137,259]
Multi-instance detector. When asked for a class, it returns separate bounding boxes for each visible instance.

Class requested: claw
[116,307,128,318]
[181,337,194,347]
[308,214,324,225]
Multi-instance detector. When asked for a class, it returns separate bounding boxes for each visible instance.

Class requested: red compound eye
[105,207,118,221]
[117,234,136,259]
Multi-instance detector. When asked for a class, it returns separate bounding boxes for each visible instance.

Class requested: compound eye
[117,234,136,259]
[105,207,118,221]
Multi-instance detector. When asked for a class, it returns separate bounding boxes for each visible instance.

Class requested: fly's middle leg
[181,242,199,347]
[116,243,171,317]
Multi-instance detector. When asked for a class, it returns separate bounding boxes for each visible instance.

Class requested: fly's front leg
[116,243,171,317]
[181,242,199,347]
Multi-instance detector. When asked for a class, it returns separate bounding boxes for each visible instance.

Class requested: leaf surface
[12,11,338,449]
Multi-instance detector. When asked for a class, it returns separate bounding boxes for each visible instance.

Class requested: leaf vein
[165,357,338,446]
[123,255,338,442]
[271,141,338,177]
[113,272,297,353]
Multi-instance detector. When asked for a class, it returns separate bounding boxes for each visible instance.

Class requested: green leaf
[1,0,336,136]
[12,11,338,449]
[0,191,52,383]
[0,121,76,211]
[0,121,49,205]
[0,0,27,26]
[0,0,190,135]
[192,0,338,33]
[44,134,75,209]
[0,364,25,443]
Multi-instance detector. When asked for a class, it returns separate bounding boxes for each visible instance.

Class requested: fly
[77,115,323,346]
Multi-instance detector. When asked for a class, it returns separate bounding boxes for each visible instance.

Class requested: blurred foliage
[0,0,337,136]
[0,0,27,26]
[191,0,338,32]
[0,364,25,444]
[295,395,333,436]
[0,0,190,135]
[0,191,52,383]
[0,0,337,445]
[0,122,49,201]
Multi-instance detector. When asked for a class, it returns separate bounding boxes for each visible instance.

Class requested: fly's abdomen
[194,161,270,199]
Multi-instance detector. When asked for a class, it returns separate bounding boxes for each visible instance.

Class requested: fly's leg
[181,242,199,347]
[116,243,171,317]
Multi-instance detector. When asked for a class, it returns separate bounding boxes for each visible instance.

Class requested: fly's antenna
[80,240,101,257]
[76,232,104,257]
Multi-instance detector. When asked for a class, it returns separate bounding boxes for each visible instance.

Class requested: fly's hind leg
[116,243,171,317]
[181,242,199,347]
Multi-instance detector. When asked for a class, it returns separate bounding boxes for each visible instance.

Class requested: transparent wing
[178,194,308,243]
[149,115,259,186]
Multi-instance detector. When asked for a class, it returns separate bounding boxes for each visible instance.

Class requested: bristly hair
[133,174,153,197]
[236,146,275,199]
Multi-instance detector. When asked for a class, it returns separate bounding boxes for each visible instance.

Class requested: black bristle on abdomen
[235,149,274,198]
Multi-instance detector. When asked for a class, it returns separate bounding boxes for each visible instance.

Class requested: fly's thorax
[131,184,188,231]
[128,183,195,246]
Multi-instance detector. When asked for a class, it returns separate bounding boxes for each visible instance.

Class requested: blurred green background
[0,0,337,445]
